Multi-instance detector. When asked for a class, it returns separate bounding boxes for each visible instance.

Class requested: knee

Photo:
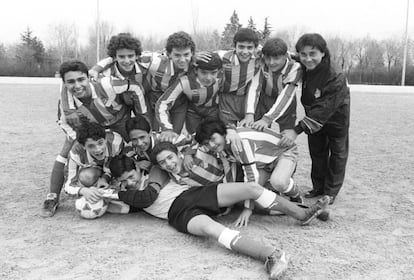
[269,175,290,192]
[244,182,263,196]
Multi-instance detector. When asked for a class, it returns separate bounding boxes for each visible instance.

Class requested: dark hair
[196,52,222,70]
[150,141,178,164]
[295,33,331,64]
[233,28,259,47]
[125,115,151,134]
[109,154,136,178]
[107,33,142,58]
[165,31,195,54]
[59,60,89,82]
[76,121,106,146]
[78,167,102,187]
[195,119,227,144]
[262,38,288,57]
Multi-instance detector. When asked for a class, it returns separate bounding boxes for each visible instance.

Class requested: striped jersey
[64,130,124,196]
[155,71,221,131]
[91,57,146,85]
[146,54,188,93]
[59,77,146,134]
[218,50,260,95]
[246,57,302,124]
[171,145,235,187]
[227,127,295,184]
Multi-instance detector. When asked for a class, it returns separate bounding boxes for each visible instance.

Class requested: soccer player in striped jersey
[105,141,330,280]
[41,60,141,217]
[88,33,149,119]
[90,31,196,133]
[155,52,222,135]
[64,121,124,202]
[216,28,261,125]
[195,120,303,227]
[241,38,302,136]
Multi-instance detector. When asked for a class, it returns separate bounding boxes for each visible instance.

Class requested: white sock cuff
[56,155,67,164]
[255,188,277,208]
[218,228,240,250]
[283,178,294,193]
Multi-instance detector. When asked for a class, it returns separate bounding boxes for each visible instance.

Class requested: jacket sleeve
[90,57,114,73]
[155,79,184,131]
[295,73,349,135]
[117,183,161,208]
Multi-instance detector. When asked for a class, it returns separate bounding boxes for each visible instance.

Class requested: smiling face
[115,48,137,72]
[204,132,226,154]
[63,71,89,98]
[235,41,256,63]
[84,137,107,161]
[169,47,192,70]
[298,46,325,71]
[129,129,151,152]
[118,169,141,189]
[156,150,182,175]
[264,54,287,72]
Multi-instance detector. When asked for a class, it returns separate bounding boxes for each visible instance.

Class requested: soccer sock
[218,228,273,262]
[254,188,306,220]
[48,155,67,198]
[283,178,300,198]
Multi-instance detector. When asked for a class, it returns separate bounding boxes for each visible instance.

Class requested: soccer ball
[75,196,108,219]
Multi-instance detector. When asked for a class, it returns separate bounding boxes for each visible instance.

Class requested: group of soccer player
[40,28,350,279]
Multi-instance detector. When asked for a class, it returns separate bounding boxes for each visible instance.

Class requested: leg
[170,94,188,134]
[307,132,329,196]
[269,157,301,200]
[41,137,75,217]
[187,214,288,279]
[216,182,328,223]
[325,129,349,199]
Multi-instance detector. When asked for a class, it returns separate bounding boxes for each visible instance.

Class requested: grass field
[0,82,413,280]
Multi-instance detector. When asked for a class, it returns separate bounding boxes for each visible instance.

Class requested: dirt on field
[0,83,413,280]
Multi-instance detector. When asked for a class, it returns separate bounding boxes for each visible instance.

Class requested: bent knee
[270,177,290,192]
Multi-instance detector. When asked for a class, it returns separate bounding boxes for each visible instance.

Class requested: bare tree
[48,22,78,63]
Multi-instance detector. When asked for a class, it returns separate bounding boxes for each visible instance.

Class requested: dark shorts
[167,184,225,233]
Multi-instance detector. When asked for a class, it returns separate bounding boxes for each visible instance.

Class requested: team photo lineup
[40,29,350,279]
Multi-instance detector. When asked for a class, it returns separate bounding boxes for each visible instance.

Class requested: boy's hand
[251,119,270,131]
[239,114,254,127]
[88,69,99,81]
[226,129,242,155]
[194,51,212,65]
[79,187,104,203]
[279,129,297,148]
[136,160,152,171]
[234,208,253,228]
[65,111,81,128]
[160,130,179,143]
[183,154,194,171]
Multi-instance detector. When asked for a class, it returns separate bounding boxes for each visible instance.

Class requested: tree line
[0,10,412,85]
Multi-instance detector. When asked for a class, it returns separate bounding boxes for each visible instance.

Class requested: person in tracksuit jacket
[284,33,350,205]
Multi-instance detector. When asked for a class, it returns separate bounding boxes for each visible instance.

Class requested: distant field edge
[0,77,413,93]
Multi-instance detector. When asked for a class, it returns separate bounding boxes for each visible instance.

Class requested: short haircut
[59,60,89,82]
[196,52,222,70]
[195,119,227,144]
[109,154,136,179]
[295,33,331,64]
[78,167,102,187]
[262,38,288,57]
[76,121,106,146]
[107,33,142,58]
[165,31,195,54]
[150,141,178,164]
[125,115,151,134]
[233,28,259,47]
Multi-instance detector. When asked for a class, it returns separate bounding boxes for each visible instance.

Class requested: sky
[2,0,413,47]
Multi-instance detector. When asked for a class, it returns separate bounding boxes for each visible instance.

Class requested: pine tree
[261,17,272,43]
[247,16,263,42]
[220,10,242,49]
